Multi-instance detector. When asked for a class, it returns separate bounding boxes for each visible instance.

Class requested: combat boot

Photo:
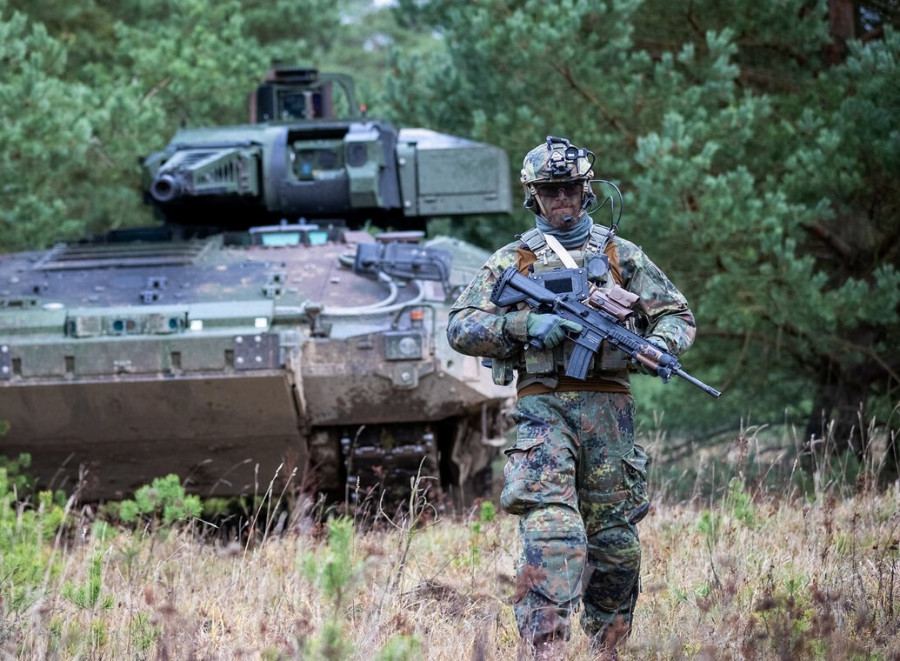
[587,624,627,661]
[587,641,618,661]
[533,638,566,660]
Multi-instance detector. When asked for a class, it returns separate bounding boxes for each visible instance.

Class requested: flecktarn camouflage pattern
[447,235,696,363]
[447,219,695,645]
[503,391,647,642]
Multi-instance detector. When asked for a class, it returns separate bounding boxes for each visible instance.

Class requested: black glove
[525,313,583,349]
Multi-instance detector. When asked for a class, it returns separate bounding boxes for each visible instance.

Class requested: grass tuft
[0,422,898,659]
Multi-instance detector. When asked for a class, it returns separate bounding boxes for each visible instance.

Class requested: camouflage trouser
[500,391,649,644]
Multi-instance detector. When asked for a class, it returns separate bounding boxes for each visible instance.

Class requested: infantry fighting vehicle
[0,67,514,504]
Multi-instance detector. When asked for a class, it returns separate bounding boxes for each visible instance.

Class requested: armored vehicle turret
[143,67,509,232]
[0,67,514,505]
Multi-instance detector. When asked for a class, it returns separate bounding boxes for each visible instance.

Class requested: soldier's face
[535,182,583,228]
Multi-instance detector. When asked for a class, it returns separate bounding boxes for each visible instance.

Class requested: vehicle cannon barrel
[148,173,186,203]
[145,142,262,206]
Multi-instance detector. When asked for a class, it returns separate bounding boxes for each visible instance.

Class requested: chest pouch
[585,252,610,281]
[529,267,590,299]
[524,343,558,374]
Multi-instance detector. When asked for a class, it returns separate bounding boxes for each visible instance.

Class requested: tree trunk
[826,0,856,63]
[804,378,868,467]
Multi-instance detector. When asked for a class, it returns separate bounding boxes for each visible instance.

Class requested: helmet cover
[521,136,595,211]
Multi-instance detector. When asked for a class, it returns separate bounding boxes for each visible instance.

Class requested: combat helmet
[521,136,596,215]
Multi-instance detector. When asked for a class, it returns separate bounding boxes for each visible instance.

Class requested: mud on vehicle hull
[0,232,512,504]
[1,67,515,505]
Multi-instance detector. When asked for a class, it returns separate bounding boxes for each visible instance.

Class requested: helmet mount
[543,135,593,177]
[521,136,597,221]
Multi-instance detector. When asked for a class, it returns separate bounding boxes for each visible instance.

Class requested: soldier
[446,137,696,659]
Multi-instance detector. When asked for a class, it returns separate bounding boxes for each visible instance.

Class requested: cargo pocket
[500,435,577,515]
[519,508,587,605]
[500,436,546,515]
[622,444,650,524]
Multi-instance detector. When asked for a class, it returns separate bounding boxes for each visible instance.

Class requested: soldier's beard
[538,192,583,228]
[546,208,577,228]
[535,210,592,248]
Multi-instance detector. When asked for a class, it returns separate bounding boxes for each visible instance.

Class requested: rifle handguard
[635,344,675,381]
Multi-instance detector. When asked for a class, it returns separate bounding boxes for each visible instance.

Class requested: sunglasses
[534,182,583,198]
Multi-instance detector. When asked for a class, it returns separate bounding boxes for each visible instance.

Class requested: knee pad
[517,506,587,604]
[582,524,641,616]
[514,506,587,642]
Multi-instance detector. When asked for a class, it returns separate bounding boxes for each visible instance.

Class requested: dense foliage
[1,0,897,471]
[0,0,395,246]
[384,0,900,473]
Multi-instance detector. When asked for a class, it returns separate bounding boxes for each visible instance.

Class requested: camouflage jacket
[446,226,696,391]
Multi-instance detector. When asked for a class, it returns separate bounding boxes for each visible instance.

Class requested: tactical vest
[495,225,633,391]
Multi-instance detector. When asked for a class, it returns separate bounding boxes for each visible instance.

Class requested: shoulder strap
[519,227,546,253]
[542,233,579,269]
[519,226,580,268]
[588,224,612,252]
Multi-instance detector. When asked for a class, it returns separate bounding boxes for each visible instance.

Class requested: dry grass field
[1,433,898,661]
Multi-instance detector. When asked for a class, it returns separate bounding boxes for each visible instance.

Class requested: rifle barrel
[673,368,721,398]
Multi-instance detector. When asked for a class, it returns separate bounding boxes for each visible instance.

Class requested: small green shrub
[62,552,114,611]
[723,476,757,528]
[0,453,41,499]
[375,634,422,661]
[306,620,354,661]
[467,500,498,569]
[0,459,69,614]
[118,474,201,526]
[127,612,160,654]
[301,517,357,603]
[696,508,721,546]
[696,477,758,547]
[300,517,361,660]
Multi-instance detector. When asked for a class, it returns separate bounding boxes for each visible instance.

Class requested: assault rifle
[490,266,721,398]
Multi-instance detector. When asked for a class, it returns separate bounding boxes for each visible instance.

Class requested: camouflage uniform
[446,138,695,649]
